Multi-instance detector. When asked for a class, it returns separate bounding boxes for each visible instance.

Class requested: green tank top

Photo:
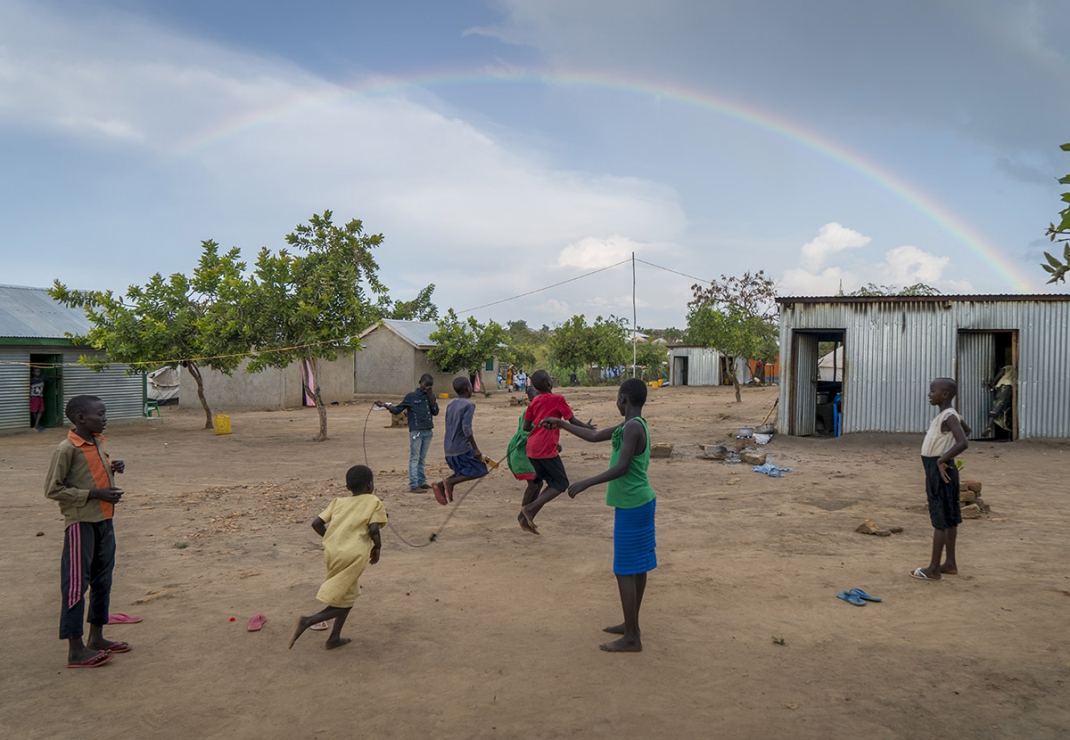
[605,417,656,509]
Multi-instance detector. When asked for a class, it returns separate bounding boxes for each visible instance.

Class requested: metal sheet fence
[0,350,30,431]
[62,350,145,421]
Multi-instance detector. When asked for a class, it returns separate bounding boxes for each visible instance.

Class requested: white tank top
[921,407,962,458]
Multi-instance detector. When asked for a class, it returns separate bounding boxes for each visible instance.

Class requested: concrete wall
[354,328,500,398]
[180,355,355,411]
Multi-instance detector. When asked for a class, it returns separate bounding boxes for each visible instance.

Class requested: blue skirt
[613,499,657,576]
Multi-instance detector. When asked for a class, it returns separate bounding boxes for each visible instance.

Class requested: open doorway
[789,330,845,436]
[673,355,689,386]
[956,330,1017,441]
[30,354,64,429]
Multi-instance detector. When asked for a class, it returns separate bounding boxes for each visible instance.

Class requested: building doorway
[30,353,64,429]
[789,330,845,436]
[956,330,1017,440]
[673,356,689,386]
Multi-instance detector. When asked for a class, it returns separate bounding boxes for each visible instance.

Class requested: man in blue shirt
[376,374,439,492]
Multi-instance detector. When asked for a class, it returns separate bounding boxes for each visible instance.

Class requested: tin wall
[777,300,1070,438]
[61,350,146,421]
[667,347,721,386]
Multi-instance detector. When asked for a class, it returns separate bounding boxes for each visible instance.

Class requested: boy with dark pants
[45,395,129,668]
[431,377,489,505]
[519,370,595,534]
[911,377,970,581]
[376,374,439,493]
[542,378,656,652]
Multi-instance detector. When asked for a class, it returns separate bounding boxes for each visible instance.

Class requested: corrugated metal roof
[0,285,90,339]
[777,294,1070,305]
[360,319,439,348]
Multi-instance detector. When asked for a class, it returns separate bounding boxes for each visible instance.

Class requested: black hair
[419,373,434,385]
[618,378,647,407]
[452,376,470,394]
[932,377,958,398]
[345,464,375,493]
[531,369,552,391]
[65,395,103,424]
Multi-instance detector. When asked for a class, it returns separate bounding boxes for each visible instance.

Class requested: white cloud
[780,265,857,296]
[878,245,948,284]
[800,222,871,268]
[558,235,645,269]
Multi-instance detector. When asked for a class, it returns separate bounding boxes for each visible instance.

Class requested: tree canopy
[427,309,505,378]
[847,282,941,296]
[50,240,247,428]
[1043,142,1070,284]
[548,314,628,378]
[240,210,386,440]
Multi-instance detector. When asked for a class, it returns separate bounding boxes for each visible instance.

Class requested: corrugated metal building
[667,346,722,387]
[0,285,145,433]
[776,295,1070,439]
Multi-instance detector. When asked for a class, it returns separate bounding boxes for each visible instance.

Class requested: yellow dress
[315,495,388,608]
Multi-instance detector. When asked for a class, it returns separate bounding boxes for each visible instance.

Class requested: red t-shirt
[524,392,574,459]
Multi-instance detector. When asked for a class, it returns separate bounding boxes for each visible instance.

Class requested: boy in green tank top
[541,378,656,652]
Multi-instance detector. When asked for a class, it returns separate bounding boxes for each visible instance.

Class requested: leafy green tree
[377,284,439,321]
[688,271,778,402]
[633,340,668,381]
[427,309,505,378]
[548,314,628,381]
[50,241,247,429]
[848,282,941,296]
[241,211,386,441]
[1043,142,1070,284]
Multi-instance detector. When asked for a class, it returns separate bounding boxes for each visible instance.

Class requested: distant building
[355,319,498,397]
[776,294,1070,438]
[0,285,145,433]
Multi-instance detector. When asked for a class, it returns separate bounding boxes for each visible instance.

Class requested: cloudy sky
[2,0,1068,330]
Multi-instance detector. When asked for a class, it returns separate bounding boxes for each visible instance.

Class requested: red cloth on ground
[524,392,573,459]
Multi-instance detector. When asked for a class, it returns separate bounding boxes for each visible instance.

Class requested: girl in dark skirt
[541,378,656,652]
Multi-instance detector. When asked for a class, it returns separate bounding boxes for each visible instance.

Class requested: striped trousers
[59,520,115,639]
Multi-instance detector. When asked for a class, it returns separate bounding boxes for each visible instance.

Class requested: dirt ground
[2,384,1069,739]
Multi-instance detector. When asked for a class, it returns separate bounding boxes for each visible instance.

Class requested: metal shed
[776,295,1070,439]
[667,346,722,387]
[0,285,145,433]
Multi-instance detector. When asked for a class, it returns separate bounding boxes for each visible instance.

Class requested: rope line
[362,404,507,548]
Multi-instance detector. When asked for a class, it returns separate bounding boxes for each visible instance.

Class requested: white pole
[632,251,637,378]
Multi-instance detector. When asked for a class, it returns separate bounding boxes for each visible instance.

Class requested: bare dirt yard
[2,384,1069,739]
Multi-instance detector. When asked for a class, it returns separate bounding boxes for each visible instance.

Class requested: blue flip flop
[848,588,882,602]
[836,591,865,606]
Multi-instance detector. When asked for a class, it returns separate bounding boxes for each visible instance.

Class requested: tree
[688,271,778,402]
[427,309,505,378]
[1043,142,1070,284]
[632,340,668,381]
[848,282,941,296]
[50,241,247,429]
[241,211,386,441]
[376,284,439,321]
[547,314,628,382]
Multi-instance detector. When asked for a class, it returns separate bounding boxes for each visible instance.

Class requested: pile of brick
[390,409,408,428]
[960,479,988,519]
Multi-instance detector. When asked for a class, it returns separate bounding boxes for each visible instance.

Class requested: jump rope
[362,404,509,548]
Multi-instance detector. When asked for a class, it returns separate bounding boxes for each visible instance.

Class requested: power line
[458,259,631,314]
[634,258,711,286]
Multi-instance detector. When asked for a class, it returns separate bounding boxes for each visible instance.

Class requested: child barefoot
[290,465,387,650]
[542,378,656,652]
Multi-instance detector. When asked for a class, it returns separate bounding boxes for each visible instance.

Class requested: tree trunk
[188,361,213,429]
[730,355,742,403]
[304,358,328,441]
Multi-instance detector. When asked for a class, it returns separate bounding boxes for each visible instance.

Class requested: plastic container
[213,414,232,435]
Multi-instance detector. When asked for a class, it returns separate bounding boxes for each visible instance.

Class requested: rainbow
[170,69,1038,293]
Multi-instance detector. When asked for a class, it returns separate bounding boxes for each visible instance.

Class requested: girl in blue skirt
[541,378,656,652]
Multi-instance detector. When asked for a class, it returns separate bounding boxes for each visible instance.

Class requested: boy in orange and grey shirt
[45,394,129,668]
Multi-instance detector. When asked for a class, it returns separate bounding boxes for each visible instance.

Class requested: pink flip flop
[107,613,143,625]
[309,621,329,631]
[247,614,267,631]
[68,651,113,669]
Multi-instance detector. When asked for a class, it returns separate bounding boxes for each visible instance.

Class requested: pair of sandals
[835,588,882,607]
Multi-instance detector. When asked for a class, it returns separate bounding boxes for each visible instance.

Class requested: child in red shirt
[518,370,595,534]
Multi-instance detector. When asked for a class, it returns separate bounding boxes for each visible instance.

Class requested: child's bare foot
[939,564,958,575]
[600,636,642,652]
[87,638,131,653]
[68,643,105,665]
[443,480,454,503]
[603,623,625,634]
[520,506,539,534]
[289,616,315,649]
[325,636,352,650]
[517,512,539,534]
